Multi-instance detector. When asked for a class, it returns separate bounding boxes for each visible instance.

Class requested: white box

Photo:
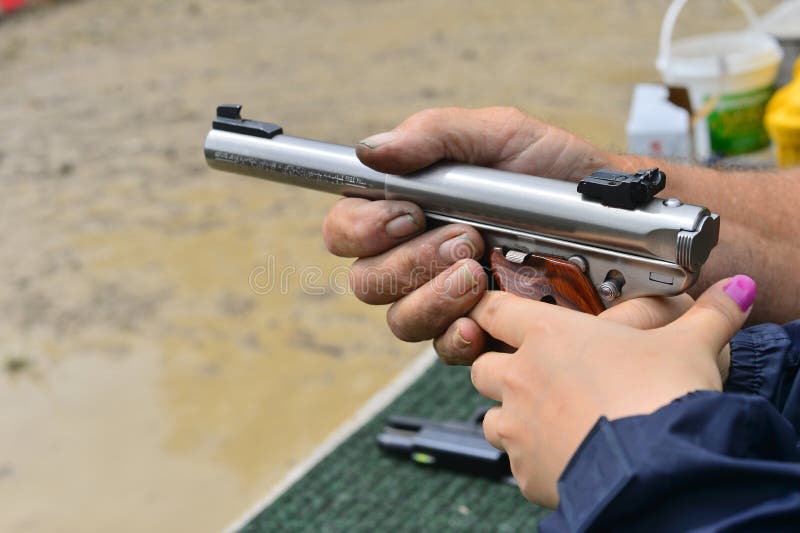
[626,83,691,160]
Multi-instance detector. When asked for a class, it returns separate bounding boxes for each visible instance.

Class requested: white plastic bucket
[656,0,783,161]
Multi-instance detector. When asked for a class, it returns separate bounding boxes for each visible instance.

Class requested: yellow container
[765,58,800,167]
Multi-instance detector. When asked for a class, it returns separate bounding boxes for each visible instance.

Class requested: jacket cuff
[552,417,633,532]
[726,323,794,400]
[542,391,799,533]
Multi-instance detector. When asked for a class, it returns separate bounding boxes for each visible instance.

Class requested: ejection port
[649,272,675,285]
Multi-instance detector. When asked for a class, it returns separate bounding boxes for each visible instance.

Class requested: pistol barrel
[205,124,718,271]
[205,129,388,199]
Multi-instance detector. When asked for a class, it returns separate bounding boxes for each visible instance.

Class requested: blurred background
[0,1,787,532]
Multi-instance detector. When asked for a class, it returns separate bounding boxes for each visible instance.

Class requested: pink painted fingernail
[723,275,757,312]
[358,131,400,149]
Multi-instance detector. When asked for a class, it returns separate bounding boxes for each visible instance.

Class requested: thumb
[669,275,756,354]
[355,107,532,175]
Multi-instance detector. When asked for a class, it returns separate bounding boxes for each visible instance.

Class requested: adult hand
[469,275,756,508]
[323,107,621,362]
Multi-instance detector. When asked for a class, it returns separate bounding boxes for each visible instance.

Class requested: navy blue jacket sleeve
[540,322,800,533]
[540,392,800,532]
[725,320,800,434]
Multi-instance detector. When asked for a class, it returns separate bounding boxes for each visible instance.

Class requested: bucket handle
[656,0,759,71]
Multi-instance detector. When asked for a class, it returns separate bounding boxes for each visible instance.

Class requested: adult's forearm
[610,154,800,324]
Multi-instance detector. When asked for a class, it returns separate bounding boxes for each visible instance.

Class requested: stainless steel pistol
[204,104,719,314]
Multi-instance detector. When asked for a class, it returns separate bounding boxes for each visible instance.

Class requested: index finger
[322,198,425,257]
[469,291,577,348]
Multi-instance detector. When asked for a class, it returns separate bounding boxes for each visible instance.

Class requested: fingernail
[385,213,420,238]
[454,327,472,347]
[446,262,481,296]
[358,131,400,149]
[439,233,477,263]
[723,275,757,312]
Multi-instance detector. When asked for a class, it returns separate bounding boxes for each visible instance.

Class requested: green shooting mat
[237,357,549,532]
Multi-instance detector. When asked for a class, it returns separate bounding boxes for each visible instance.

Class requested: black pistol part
[577,167,666,209]
[212,104,283,139]
[377,407,511,480]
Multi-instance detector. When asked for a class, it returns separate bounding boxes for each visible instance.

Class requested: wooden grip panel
[489,248,605,315]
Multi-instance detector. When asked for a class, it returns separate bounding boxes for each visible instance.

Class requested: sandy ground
[0,1,780,532]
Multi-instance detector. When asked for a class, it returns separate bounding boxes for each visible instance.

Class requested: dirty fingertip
[434,318,486,365]
[358,131,401,149]
[385,212,421,238]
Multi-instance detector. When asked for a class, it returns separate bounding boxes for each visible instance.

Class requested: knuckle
[493,415,515,442]
[323,199,390,257]
[348,264,369,302]
[501,366,524,394]
[350,237,446,304]
[387,225,482,288]
[388,291,454,342]
[397,274,482,346]
[321,214,344,255]
[349,261,391,304]
[405,107,450,130]
[496,105,527,122]
[478,296,504,332]
[485,106,529,132]
[429,269,467,304]
[483,406,502,434]
[405,241,438,279]
[481,407,512,449]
